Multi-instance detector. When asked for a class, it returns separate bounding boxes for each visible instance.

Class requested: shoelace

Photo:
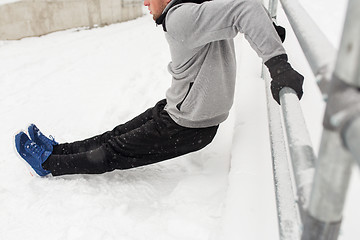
[39,134,58,146]
[48,135,58,145]
[25,141,45,158]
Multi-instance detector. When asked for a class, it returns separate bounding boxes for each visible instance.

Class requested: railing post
[302,0,360,239]
[302,131,353,240]
[333,0,360,165]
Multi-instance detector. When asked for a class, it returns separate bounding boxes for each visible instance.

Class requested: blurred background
[0,0,144,40]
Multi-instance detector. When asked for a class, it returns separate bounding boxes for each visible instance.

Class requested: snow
[1,1,359,240]
[0,0,21,6]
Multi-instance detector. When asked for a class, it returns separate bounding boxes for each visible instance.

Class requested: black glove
[273,22,286,43]
[265,54,304,105]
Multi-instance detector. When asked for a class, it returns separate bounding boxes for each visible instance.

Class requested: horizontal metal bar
[279,0,336,96]
[279,87,316,219]
[264,68,301,240]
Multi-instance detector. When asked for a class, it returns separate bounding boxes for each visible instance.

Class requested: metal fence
[262,0,360,239]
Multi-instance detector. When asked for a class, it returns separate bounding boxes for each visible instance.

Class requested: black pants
[43,99,219,176]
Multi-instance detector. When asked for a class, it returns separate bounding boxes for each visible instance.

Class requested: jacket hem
[167,111,228,128]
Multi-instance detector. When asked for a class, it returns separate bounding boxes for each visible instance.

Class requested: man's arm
[166,0,303,104]
[166,0,284,62]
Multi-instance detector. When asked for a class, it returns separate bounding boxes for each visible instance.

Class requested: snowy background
[1,0,359,239]
[0,0,21,6]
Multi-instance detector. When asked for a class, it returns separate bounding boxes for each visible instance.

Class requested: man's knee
[196,125,219,148]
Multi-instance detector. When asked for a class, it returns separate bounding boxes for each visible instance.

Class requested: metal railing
[263,65,302,240]
[263,0,360,239]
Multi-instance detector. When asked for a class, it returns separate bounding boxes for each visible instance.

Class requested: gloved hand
[265,54,304,105]
[273,22,286,43]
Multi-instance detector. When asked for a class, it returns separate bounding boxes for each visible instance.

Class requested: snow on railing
[263,67,302,240]
[263,0,360,239]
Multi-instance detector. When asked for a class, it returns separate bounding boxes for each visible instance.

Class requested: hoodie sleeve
[165,0,286,62]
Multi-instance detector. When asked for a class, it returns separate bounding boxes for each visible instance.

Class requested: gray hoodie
[163,0,286,128]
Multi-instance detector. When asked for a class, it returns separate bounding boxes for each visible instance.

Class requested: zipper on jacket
[176,82,194,111]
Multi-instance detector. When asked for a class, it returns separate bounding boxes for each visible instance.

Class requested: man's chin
[152,13,162,21]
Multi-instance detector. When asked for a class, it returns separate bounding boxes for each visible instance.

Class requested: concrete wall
[0,0,144,40]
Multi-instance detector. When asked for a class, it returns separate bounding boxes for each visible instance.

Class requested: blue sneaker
[28,124,58,152]
[15,132,52,177]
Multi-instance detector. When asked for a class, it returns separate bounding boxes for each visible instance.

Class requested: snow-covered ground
[0,1,359,240]
[0,0,21,6]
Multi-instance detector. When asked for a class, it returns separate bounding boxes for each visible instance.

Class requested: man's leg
[51,101,161,155]
[43,100,219,176]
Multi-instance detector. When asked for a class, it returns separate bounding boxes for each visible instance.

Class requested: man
[15,0,303,177]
